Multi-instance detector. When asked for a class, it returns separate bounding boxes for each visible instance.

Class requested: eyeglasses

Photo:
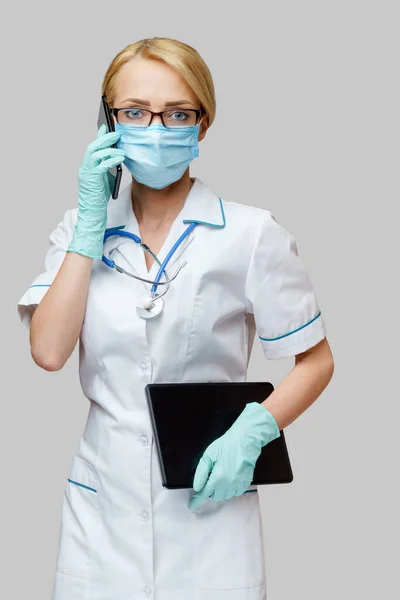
[110,107,203,128]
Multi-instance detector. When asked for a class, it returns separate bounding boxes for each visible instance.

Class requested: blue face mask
[114,122,200,190]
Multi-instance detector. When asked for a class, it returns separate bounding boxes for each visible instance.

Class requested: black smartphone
[97,95,122,199]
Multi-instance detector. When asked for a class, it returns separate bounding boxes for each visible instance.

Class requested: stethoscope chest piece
[136,294,165,319]
[103,221,196,321]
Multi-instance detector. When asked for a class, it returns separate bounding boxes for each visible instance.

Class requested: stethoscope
[102,222,198,319]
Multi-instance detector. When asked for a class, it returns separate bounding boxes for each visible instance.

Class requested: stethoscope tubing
[150,222,197,294]
[102,222,197,297]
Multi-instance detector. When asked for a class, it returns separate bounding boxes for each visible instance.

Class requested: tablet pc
[146,382,293,490]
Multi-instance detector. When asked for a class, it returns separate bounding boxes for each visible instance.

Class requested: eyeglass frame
[109,106,204,128]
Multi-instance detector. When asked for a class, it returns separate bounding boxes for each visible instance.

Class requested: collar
[180,178,226,228]
[105,177,226,232]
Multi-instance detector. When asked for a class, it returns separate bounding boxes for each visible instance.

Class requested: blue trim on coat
[105,198,226,234]
[183,197,226,229]
[29,284,51,288]
[259,311,321,342]
[68,479,97,493]
[105,225,126,233]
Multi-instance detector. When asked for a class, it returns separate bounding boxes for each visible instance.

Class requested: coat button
[139,362,147,372]
[143,587,152,596]
[140,435,148,446]
[141,510,149,521]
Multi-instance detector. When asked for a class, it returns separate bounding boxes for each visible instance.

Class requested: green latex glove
[188,402,281,510]
[68,124,125,259]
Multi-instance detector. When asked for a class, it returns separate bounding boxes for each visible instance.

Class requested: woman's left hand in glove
[188,402,281,511]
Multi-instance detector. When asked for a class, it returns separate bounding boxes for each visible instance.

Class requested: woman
[18,37,334,600]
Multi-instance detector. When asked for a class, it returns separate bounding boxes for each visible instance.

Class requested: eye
[118,108,151,126]
[163,110,196,127]
[171,111,189,121]
[125,108,145,120]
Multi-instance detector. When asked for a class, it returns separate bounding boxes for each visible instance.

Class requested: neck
[131,171,194,227]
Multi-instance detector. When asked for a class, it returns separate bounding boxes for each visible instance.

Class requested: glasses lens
[117,108,151,127]
[163,110,197,128]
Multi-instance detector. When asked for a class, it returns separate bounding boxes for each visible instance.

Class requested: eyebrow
[121,97,195,107]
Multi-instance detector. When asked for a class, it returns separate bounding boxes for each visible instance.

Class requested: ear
[198,115,210,142]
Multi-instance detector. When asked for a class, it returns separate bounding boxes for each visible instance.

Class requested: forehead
[114,56,197,105]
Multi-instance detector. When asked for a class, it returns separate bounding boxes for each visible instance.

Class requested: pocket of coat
[55,456,100,580]
[51,571,88,599]
[195,490,266,591]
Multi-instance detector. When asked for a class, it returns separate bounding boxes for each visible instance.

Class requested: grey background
[2,1,399,598]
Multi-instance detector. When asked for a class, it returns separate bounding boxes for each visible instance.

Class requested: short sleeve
[245,210,327,359]
[17,209,77,328]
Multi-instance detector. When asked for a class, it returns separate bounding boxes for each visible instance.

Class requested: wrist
[235,402,281,446]
[254,403,281,445]
[68,223,105,259]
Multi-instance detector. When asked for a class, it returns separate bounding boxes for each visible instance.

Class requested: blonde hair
[101,37,216,127]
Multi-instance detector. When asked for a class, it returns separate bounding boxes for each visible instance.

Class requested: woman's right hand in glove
[68,124,125,259]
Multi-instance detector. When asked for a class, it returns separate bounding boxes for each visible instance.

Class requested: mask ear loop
[197,108,209,130]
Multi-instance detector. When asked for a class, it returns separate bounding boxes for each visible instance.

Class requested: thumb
[193,454,213,492]
[188,488,208,511]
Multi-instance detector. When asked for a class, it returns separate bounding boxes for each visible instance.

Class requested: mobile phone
[97,95,122,199]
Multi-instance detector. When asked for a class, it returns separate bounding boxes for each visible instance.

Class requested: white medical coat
[18,178,327,600]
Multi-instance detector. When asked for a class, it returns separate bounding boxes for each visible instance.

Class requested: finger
[90,150,125,168]
[85,131,121,159]
[88,148,125,169]
[91,147,124,160]
[199,470,218,500]
[97,123,107,138]
[188,493,204,510]
[227,485,239,499]
[213,486,228,502]
[241,476,256,495]
[188,488,209,511]
[193,454,213,492]
[188,467,220,509]
[96,155,125,173]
